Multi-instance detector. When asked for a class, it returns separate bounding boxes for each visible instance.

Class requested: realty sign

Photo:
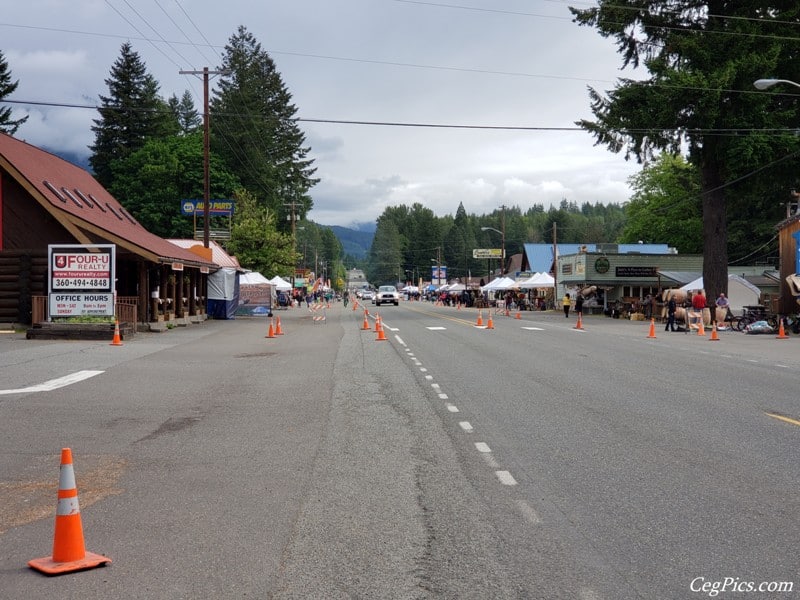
[48,244,116,317]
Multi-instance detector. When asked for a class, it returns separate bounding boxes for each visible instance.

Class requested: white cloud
[1,0,641,228]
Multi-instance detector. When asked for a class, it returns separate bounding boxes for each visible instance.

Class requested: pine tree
[89,42,175,187]
[210,26,318,228]
[0,51,28,135]
[571,2,800,299]
[168,90,201,135]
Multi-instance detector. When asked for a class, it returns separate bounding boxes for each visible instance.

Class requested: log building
[0,133,217,330]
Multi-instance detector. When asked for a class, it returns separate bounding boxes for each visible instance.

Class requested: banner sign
[615,266,658,277]
[431,266,447,285]
[473,248,503,259]
[180,199,235,216]
[48,244,116,317]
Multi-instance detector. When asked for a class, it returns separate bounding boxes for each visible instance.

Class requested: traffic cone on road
[275,316,284,335]
[374,313,382,332]
[697,319,705,336]
[486,314,494,329]
[265,318,276,338]
[709,322,720,341]
[361,310,370,330]
[776,318,789,339]
[515,310,521,320]
[647,318,657,339]
[376,322,388,341]
[28,448,111,575]
[110,320,123,346]
[574,314,584,330]
[476,311,484,327]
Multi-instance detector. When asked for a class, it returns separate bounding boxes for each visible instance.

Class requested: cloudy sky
[2,0,643,228]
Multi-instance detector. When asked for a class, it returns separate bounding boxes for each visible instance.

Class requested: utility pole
[500,204,506,275]
[283,198,302,289]
[179,67,228,248]
[552,222,558,301]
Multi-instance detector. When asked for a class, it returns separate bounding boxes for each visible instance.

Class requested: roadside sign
[473,248,503,259]
[48,244,116,317]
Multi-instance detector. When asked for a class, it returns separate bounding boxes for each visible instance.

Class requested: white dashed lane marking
[495,470,517,486]
[0,370,105,395]
[516,499,541,524]
[459,421,474,433]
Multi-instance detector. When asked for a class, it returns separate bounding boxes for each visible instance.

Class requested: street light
[481,226,506,276]
[754,78,800,91]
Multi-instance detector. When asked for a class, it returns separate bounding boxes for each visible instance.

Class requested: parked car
[375,285,400,306]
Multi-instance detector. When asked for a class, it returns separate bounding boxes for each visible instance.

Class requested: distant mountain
[329,225,374,259]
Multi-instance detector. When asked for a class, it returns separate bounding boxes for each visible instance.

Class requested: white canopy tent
[679,274,760,313]
[482,276,516,291]
[269,276,292,291]
[240,271,271,285]
[521,272,555,288]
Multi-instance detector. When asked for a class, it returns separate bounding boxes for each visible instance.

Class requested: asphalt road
[0,302,797,599]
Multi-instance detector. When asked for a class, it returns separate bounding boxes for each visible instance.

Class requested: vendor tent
[207,267,240,319]
[236,271,275,316]
[482,276,517,291]
[240,271,271,285]
[269,276,292,291]
[526,272,555,288]
[679,274,760,313]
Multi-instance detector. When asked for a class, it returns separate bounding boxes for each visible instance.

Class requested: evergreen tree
[0,51,27,134]
[210,26,318,227]
[571,2,800,298]
[168,90,201,135]
[443,202,476,280]
[89,42,175,188]
[367,216,403,285]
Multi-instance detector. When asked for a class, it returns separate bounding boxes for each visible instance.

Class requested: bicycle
[733,306,778,332]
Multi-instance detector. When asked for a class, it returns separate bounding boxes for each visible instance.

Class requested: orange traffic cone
[574,314,584,330]
[28,448,111,575]
[275,316,284,335]
[109,320,123,346]
[476,311,484,327]
[515,310,521,320]
[697,319,705,336]
[505,307,510,317]
[776,318,789,339]
[647,318,657,339]
[487,314,494,329]
[376,323,388,341]
[374,313,382,332]
[361,310,370,330]
[709,322,720,341]
[265,318,276,338]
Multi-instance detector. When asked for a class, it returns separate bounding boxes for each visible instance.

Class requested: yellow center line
[402,303,483,327]
[765,412,800,428]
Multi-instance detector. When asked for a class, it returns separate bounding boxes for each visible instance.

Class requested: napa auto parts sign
[48,244,116,317]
